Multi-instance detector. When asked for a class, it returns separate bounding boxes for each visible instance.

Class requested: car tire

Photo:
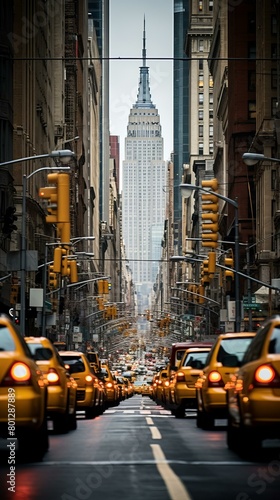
[19,408,49,462]
[227,416,240,452]
[85,404,96,419]
[174,405,185,418]
[68,403,77,431]
[53,396,70,434]
[196,406,214,430]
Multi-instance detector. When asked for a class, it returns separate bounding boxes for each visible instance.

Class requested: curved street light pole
[180,183,241,332]
[0,150,75,337]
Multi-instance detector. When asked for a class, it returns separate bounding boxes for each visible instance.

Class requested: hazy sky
[109,0,174,185]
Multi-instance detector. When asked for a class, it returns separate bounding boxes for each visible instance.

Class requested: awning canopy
[254,286,275,303]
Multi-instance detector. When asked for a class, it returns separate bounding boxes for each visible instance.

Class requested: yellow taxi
[227,316,280,455]
[0,315,48,460]
[98,364,119,407]
[59,351,102,418]
[154,368,168,404]
[133,380,144,395]
[25,337,77,433]
[195,332,256,429]
[169,347,212,418]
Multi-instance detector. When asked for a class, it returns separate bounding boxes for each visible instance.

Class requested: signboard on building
[73,333,83,343]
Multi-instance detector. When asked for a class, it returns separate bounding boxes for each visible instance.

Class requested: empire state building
[122,20,167,307]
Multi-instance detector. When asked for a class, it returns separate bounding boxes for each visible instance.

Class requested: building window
[199,109,203,120]
[248,42,256,59]
[248,70,256,92]
[199,1,203,11]
[272,15,277,35]
[271,44,277,59]
[271,68,277,89]
[198,74,204,88]
[248,100,256,120]
[209,142,214,154]
[199,142,203,155]
[209,75,213,88]
[199,125,203,137]
[199,39,204,52]
[209,93,213,105]
[199,59,203,71]
[271,170,276,190]
[209,109,213,119]
[209,0,213,11]
[272,97,277,117]
[199,93,204,104]
[209,125,213,138]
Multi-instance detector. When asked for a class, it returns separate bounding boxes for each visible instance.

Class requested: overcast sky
[109,0,174,186]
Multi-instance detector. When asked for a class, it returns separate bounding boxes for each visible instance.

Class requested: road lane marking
[146,417,154,425]
[149,426,162,439]
[151,444,192,500]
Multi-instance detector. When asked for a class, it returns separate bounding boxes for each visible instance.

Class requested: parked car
[168,347,212,418]
[25,336,77,433]
[59,351,103,418]
[0,315,49,460]
[195,332,256,429]
[226,316,280,455]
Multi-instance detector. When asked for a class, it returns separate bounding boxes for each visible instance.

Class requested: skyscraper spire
[142,16,146,67]
[134,17,155,109]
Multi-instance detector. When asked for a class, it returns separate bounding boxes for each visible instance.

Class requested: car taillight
[208,370,224,387]
[176,371,185,382]
[3,362,32,385]
[85,375,93,384]
[47,368,60,385]
[106,382,113,388]
[252,364,280,388]
[164,380,170,387]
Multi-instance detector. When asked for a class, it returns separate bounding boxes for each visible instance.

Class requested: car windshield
[183,351,209,369]
[61,356,85,373]
[0,326,15,351]
[217,337,254,365]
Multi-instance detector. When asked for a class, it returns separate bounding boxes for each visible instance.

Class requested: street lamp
[0,149,75,337]
[180,183,241,332]
[242,153,280,166]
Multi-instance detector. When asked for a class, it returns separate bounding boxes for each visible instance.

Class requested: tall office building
[122,20,166,310]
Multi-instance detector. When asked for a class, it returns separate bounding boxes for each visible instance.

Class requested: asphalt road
[1,396,280,500]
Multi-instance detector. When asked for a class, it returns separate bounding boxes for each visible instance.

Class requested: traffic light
[48,265,58,289]
[97,279,109,294]
[2,206,17,237]
[201,259,210,285]
[198,284,205,304]
[224,249,234,280]
[39,173,70,224]
[53,247,62,273]
[208,251,216,277]
[201,178,219,249]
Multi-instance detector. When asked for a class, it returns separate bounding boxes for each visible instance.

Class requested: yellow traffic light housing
[224,250,234,280]
[201,178,219,249]
[48,265,58,290]
[208,251,216,277]
[39,173,70,224]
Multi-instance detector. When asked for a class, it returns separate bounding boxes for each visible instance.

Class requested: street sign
[243,303,259,310]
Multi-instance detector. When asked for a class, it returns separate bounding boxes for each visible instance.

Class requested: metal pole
[246,243,252,331]
[20,175,27,337]
[234,203,241,332]
[41,244,48,336]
